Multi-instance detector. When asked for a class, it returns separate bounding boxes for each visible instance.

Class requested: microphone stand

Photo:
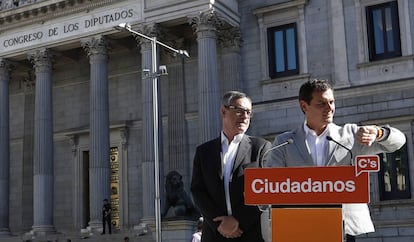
[326,136,354,165]
[259,139,294,220]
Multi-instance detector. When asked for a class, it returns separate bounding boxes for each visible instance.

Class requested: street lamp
[115,22,189,242]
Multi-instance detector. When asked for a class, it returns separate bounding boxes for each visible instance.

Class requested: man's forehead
[312,90,334,100]
[232,97,252,106]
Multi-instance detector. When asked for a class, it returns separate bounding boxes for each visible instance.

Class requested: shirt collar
[303,121,331,137]
[221,131,244,145]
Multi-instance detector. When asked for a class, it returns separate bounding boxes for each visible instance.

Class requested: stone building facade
[0,0,413,241]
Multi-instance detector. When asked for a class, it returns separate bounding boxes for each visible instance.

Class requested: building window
[366,1,401,61]
[378,143,411,200]
[267,23,299,78]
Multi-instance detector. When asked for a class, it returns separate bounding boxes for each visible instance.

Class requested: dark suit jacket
[191,134,271,242]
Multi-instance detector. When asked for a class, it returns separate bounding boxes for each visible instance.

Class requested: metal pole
[114,23,189,242]
[152,36,162,242]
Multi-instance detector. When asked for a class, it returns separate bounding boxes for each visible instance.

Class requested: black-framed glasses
[225,105,253,117]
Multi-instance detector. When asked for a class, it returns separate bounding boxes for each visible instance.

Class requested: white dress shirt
[221,132,243,215]
[304,122,329,166]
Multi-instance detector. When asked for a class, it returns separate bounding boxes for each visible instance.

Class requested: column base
[135,218,196,241]
[0,228,12,238]
[133,222,150,236]
[31,225,56,236]
[88,219,103,235]
[162,219,196,242]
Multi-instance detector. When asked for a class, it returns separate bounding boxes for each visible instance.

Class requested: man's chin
[236,127,247,133]
[324,118,333,124]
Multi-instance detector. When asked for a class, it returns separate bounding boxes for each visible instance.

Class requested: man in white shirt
[266,79,406,241]
[191,91,271,242]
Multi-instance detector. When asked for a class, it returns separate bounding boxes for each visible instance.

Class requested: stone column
[118,128,129,229]
[69,135,82,230]
[81,36,110,230]
[0,58,11,236]
[218,27,242,92]
[190,10,222,143]
[28,49,55,234]
[329,0,350,87]
[163,39,187,173]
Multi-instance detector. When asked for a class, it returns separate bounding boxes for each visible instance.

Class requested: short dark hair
[221,91,251,107]
[298,79,333,104]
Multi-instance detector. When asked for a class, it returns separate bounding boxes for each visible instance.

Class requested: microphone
[326,135,354,165]
[262,138,294,161]
[258,138,293,219]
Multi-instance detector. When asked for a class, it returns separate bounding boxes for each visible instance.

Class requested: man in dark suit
[101,198,112,234]
[266,79,406,242]
[191,91,271,242]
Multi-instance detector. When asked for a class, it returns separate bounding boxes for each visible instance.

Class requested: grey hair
[221,91,251,106]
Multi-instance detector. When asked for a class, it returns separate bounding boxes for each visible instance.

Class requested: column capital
[81,35,109,57]
[27,48,53,71]
[68,135,79,153]
[218,26,242,51]
[189,9,223,34]
[120,127,129,148]
[136,23,161,41]
[0,58,10,68]
[161,38,186,63]
[0,58,11,77]
[134,23,163,51]
[22,70,36,92]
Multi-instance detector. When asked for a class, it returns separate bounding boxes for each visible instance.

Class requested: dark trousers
[102,217,111,234]
[345,234,355,242]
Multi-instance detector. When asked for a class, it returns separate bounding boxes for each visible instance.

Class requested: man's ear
[221,106,226,116]
[299,100,307,113]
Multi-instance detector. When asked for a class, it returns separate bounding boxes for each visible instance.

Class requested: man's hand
[213,215,243,238]
[356,126,378,146]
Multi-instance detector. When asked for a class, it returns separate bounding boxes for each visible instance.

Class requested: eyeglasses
[225,105,253,117]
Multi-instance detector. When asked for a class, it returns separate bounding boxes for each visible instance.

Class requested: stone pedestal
[162,220,196,242]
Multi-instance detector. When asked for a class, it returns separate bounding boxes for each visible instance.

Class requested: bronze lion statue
[162,170,196,218]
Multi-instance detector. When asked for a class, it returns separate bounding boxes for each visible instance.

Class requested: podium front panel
[272,207,342,242]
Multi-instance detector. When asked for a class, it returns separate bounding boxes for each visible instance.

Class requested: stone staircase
[0,231,154,242]
[0,219,195,242]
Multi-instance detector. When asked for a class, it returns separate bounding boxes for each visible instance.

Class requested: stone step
[0,232,153,242]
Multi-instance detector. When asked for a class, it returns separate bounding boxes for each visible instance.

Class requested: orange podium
[245,166,372,242]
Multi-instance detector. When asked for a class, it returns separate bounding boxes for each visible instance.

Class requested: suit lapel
[293,126,314,165]
[210,138,224,180]
[326,127,351,166]
[327,131,339,165]
[232,136,251,174]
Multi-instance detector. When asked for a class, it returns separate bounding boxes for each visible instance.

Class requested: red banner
[245,166,369,205]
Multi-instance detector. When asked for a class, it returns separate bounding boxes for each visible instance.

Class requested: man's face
[222,97,252,139]
[300,89,335,132]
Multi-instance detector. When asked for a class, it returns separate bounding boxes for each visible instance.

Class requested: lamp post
[115,23,189,242]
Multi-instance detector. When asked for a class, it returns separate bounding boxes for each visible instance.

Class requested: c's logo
[355,155,380,176]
